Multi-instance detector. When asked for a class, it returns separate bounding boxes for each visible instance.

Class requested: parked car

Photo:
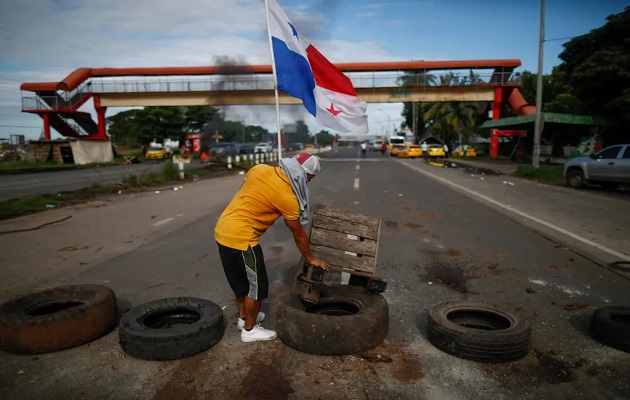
[288,143,304,151]
[390,145,405,157]
[452,146,477,158]
[370,139,386,152]
[255,143,273,153]
[427,144,446,158]
[212,143,238,157]
[563,144,630,190]
[238,144,255,155]
[397,144,423,159]
[145,145,171,161]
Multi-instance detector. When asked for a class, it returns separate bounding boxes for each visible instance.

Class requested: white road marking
[353,178,360,190]
[153,217,174,227]
[399,161,630,262]
[356,164,360,171]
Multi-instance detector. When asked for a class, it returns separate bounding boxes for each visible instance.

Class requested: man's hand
[307,256,330,271]
[285,219,331,271]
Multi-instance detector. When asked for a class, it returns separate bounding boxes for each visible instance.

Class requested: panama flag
[267,0,368,134]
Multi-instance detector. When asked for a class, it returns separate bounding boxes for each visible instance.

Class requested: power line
[0,124,41,129]
[0,76,23,83]
[544,35,577,42]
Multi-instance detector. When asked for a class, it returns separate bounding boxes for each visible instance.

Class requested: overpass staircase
[23,85,97,138]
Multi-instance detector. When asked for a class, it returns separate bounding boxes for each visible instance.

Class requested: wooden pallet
[294,204,384,302]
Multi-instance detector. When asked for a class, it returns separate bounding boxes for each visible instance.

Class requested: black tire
[590,306,630,353]
[566,169,586,188]
[0,285,117,354]
[119,297,225,361]
[427,301,531,362]
[276,285,389,355]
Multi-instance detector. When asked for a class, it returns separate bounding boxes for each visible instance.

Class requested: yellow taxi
[427,144,445,158]
[452,146,477,158]
[397,144,423,159]
[304,144,315,151]
[144,146,171,161]
[390,145,406,157]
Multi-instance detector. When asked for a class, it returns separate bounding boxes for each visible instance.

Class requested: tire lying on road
[0,284,117,354]
[427,301,531,362]
[119,297,225,361]
[276,285,389,355]
[590,306,630,353]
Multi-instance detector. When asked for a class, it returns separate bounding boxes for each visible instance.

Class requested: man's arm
[285,219,330,270]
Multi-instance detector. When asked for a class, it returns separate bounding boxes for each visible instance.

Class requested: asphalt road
[0,147,628,400]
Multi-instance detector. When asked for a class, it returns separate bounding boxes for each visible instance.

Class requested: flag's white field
[267,0,368,134]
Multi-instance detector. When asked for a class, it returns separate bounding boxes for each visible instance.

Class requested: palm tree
[396,70,437,87]
[423,102,480,145]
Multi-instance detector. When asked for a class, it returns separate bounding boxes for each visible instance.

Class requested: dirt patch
[417,258,481,293]
[357,344,426,383]
[152,354,207,400]
[481,349,585,387]
[230,350,295,400]
[546,265,568,271]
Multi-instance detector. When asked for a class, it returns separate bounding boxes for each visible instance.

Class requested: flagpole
[264,0,283,159]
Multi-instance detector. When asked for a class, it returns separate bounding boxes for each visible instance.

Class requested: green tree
[555,6,630,123]
[184,106,220,133]
[423,101,479,144]
[107,109,142,146]
[135,106,186,145]
[313,130,335,146]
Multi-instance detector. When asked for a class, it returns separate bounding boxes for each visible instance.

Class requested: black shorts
[217,243,269,301]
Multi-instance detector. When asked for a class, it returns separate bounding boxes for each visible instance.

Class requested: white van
[371,139,385,151]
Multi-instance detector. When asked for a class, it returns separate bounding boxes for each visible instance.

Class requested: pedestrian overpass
[20,59,533,156]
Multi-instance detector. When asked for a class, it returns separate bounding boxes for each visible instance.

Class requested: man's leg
[243,296,262,330]
[239,245,276,342]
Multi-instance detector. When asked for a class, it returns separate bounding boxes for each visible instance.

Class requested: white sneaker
[237,312,266,331]
[241,324,277,343]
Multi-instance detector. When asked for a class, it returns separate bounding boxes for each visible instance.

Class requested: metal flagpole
[264,0,283,159]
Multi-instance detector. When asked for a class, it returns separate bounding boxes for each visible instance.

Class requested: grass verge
[0,161,240,221]
[514,165,564,182]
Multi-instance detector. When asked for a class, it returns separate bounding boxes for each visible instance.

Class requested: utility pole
[532,0,546,168]
[241,117,246,143]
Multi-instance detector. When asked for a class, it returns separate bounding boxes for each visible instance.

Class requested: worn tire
[276,285,389,355]
[119,297,225,361]
[590,306,630,353]
[0,284,117,354]
[427,301,531,362]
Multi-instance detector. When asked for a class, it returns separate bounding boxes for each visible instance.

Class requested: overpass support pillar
[490,87,503,157]
[42,113,51,141]
[94,95,108,140]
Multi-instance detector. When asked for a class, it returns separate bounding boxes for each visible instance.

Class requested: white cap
[294,152,321,175]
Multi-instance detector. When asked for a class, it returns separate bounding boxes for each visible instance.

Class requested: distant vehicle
[388,136,405,151]
[288,143,304,151]
[212,143,238,157]
[238,144,255,155]
[304,144,315,151]
[255,143,273,153]
[397,144,422,159]
[145,145,171,161]
[390,145,405,157]
[370,139,385,151]
[427,144,445,158]
[563,144,630,190]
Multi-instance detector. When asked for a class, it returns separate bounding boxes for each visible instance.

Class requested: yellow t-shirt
[214,164,300,250]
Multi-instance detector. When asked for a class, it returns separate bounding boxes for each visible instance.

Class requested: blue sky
[0,0,626,141]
